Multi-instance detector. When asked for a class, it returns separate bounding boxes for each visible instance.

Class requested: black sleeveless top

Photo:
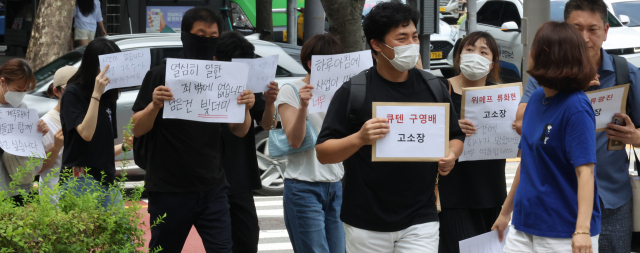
[439,80,507,209]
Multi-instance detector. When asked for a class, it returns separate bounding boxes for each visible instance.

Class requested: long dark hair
[77,0,96,17]
[67,37,121,103]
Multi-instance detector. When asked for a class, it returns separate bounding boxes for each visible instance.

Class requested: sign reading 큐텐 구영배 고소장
[372,102,449,162]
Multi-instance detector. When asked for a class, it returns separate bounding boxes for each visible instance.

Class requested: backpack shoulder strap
[347,70,368,131]
[417,70,446,102]
[612,54,630,86]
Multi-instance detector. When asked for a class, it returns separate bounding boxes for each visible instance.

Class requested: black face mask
[181,31,219,60]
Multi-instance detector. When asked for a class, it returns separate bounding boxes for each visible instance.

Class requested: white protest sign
[163,58,249,123]
[372,102,449,161]
[0,108,45,158]
[99,48,151,91]
[458,83,522,162]
[585,83,629,132]
[232,55,278,93]
[309,50,374,114]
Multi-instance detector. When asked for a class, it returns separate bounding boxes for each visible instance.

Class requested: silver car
[26,33,306,196]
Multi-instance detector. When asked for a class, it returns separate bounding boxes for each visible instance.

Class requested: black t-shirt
[439,81,507,209]
[220,93,264,195]
[132,64,225,192]
[60,84,117,185]
[317,67,465,232]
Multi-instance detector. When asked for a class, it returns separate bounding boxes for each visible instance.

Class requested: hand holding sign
[99,48,151,91]
[264,81,279,104]
[309,50,374,114]
[585,83,630,131]
[299,84,314,108]
[358,118,390,145]
[152,86,174,108]
[237,89,255,110]
[94,65,110,97]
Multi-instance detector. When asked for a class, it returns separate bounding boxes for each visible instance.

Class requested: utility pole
[286,0,297,45]
[303,0,325,41]
[521,0,550,86]
[467,0,477,33]
[419,0,438,70]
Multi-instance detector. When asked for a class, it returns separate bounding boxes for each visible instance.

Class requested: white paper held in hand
[458,225,510,253]
[585,83,630,132]
[98,48,151,91]
[232,54,279,93]
[372,102,449,161]
[458,83,522,162]
[0,108,46,158]
[308,50,374,114]
[163,58,249,123]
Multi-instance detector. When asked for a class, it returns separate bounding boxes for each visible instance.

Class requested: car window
[612,2,640,27]
[478,2,504,27]
[500,2,521,28]
[30,51,83,94]
[551,0,621,27]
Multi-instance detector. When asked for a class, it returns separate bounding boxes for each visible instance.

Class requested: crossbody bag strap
[271,83,301,130]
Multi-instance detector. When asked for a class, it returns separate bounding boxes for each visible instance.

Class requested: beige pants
[74,27,95,40]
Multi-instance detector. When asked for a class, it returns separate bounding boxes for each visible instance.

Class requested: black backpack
[133,129,152,171]
[346,68,448,131]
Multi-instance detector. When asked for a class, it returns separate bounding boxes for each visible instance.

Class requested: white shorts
[504,227,599,253]
[345,222,439,253]
[74,27,95,40]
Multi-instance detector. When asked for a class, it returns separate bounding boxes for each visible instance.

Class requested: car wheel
[254,130,287,196]
[440,68,456,78]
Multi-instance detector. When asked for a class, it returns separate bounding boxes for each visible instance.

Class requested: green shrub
[0,122,163,252]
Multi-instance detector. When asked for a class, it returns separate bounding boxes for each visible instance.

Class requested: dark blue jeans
[283,179,345,253]
[148,183,232,253]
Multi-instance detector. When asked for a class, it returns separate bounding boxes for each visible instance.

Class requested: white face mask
[2,83,26,107]
[380,43,420,72]
[460,53,493,81]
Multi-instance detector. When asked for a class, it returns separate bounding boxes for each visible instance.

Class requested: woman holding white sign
[275,34,345,253]
[437,31,508,253]
[36,66,132,198]
[0,58,49,206]
[491,22,600,253]
[59,38,125,210]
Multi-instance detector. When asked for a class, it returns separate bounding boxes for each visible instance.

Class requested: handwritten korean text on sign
[309,50,374,114]
[372,102,449,162]
[585,83,629,132]
[232,55,279,93]
[98,48,151,91]
[163,58,249,123]
[458,83,522,162]
[0,108,45,158]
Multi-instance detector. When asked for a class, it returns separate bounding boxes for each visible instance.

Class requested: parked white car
[606,0,640,34]
[460,0,640,83]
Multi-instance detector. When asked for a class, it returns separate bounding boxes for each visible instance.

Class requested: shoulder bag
[268,83,317,158]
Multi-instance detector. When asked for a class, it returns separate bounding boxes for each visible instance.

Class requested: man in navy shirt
[516,1,640,252]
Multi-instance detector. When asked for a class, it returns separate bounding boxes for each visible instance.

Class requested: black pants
[228,191,260,253]
[148,183,232,253]
[438,206,502,253]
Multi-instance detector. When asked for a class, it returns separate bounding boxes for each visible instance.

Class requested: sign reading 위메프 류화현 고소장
[458,83,522,162]
[163,58,249,123]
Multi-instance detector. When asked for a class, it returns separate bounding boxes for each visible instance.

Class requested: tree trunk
[25,0,76,71]
[407,0,418,10]
[256,0,274,41]
[319,0,366,53]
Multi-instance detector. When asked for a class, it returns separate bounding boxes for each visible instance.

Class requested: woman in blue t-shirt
[492,21,601,253]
